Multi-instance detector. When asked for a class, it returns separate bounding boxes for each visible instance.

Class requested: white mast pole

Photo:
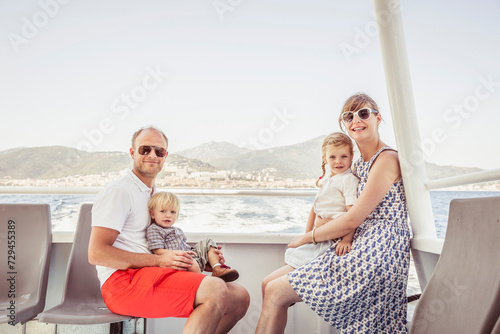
[373,0,436,239]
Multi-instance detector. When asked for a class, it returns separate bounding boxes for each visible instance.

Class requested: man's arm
[88,226,194,270]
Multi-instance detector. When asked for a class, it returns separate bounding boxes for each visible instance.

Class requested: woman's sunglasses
[341,108,379,124]
[136,145,167,157]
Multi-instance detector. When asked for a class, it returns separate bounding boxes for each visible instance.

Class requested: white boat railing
[0,186,316,197]
[373,0,499,290]
[426,168,500,190]
[374,0,500,237]
[0,186,103,195]
[374,0,436,241]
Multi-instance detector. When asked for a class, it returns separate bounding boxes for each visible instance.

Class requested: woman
[255,93,410,333]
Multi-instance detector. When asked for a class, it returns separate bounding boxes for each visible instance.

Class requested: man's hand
[204,246,225,272]
[212,246,225,265]
[154,249,195,270]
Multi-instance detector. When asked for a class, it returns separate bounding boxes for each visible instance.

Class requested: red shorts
[101,267,206,318]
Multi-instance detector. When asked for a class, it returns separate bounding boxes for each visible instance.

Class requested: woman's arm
[289,151,401,248]
[332,205,354,256]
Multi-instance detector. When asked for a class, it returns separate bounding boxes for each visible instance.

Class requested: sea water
[1,190,498,237]
[1,190,499,296]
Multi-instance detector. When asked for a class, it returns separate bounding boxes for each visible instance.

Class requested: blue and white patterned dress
[288,147,410,333]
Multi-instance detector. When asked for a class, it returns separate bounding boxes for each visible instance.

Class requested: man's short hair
[131,126,168,149]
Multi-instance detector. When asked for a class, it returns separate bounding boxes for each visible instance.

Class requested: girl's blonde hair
[338,92,380,130]
[316,132,354,187]
[148,192,181,224]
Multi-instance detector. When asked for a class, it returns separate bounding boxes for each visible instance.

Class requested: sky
[0,0,499,170]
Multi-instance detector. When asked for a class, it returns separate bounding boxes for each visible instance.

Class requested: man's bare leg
[185,277,228,334]
[185,277,249,334]
[214,282,249,334]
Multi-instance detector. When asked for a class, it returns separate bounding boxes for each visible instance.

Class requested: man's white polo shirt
[92,169,156,286]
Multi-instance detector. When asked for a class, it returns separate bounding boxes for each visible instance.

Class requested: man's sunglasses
[136,145,167,157]
[341,108,379,124]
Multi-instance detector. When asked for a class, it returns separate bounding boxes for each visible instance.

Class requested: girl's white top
[313,168,359,219]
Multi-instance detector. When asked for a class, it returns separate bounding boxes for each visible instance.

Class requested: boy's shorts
[101,267,205,318]
[191,238,218,271]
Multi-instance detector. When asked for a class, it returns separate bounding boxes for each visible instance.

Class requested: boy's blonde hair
[316,132,354,187]
[148,192,181,224]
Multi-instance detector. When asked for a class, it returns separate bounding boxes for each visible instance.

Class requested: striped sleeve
[146,224,167,251]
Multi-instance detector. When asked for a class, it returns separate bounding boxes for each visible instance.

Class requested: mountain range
[0,137,483,181]
[0,146,213,180]
[177,137,325,179]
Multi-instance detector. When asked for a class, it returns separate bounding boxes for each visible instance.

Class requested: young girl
[146,191,239,282]
[261,132,359,296]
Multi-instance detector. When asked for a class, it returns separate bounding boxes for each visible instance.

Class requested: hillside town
[1,163,499,191]
[0,165,318,189]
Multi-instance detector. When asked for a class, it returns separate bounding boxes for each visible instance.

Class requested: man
[88,126,249,333]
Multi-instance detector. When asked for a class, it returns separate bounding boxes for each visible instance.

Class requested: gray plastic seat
[39,203,134,325]
[493,317,500,334]
[0,204,52,325]
[410,196,500,334]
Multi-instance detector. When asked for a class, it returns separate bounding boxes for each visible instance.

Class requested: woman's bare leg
[261,265,295,298]
[255,275,302,334]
